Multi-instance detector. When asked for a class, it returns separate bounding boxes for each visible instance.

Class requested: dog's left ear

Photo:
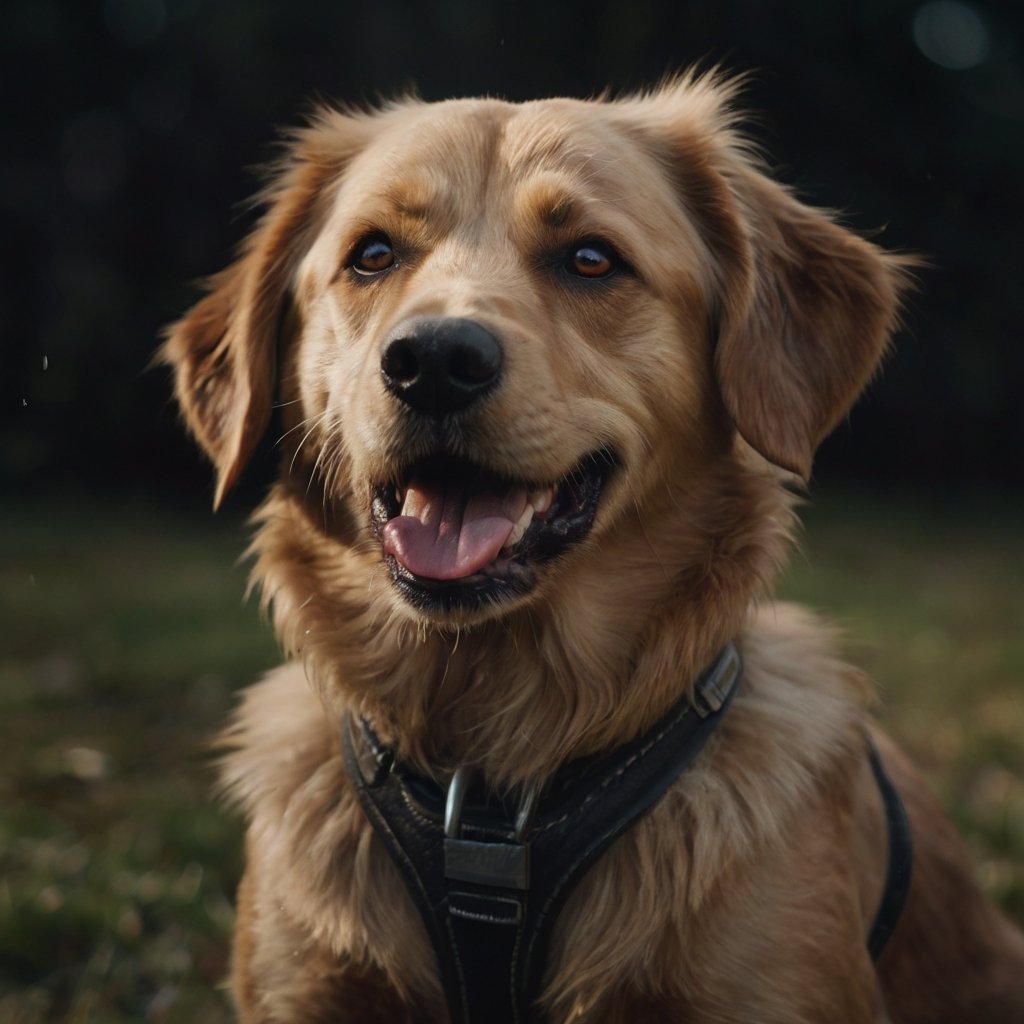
[707,160,912,479]
[160,111,371,507]
[628,77,913,479]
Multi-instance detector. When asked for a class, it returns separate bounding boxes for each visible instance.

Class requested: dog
[162,73,1024,1022]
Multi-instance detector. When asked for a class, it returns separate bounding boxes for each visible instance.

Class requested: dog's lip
[370,449,616,589]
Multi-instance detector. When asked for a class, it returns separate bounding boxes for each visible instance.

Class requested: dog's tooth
[531,489,554,516]
[503,504,535,551]
[401,485,430,521]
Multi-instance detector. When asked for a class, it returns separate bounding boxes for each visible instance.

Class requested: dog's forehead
[336,97,679,224]
[296,97,714,299]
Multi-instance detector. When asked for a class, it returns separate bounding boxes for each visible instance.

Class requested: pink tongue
[382,477,528,581]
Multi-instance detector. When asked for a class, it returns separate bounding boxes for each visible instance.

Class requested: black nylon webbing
[866,736,914,961]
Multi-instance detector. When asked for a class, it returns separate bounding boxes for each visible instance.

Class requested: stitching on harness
[531,701,699,834]
[530,651,739,835]
[443,914,471,1021]
[449,906,520,925]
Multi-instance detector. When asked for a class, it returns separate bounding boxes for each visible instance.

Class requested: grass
[782,491,1024,920]
[1,491,1022,1021]
[0,499,277,1024]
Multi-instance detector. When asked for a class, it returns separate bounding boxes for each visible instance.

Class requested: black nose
[380,316,504,416]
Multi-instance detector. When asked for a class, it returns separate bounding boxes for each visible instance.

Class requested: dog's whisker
[302,416,346,500]
[633,496,672,586]
[274,419,308,447]
[285,411,331,472]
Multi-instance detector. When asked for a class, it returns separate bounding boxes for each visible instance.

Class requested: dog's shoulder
[662,601,876,900]
[217,662,342,823]
[737,599,874,730]
[718,599,875,800]
[216,665,443,1002]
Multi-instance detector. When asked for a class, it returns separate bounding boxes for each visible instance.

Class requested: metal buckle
[693,643,740,719]
[514,780,540,842]
[443,767,535,891]
[444,766,473,839]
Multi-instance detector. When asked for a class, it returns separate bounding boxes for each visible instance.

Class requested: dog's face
[164,77,906,627]
[287,97,725,619]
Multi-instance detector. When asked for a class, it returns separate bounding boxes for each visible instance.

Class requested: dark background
[2,6,1023,1020]
[2,0,1023,507]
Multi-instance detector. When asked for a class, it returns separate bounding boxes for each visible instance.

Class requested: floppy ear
[709,161,912,478]
[160,110,370,507]
[632,75,913,478]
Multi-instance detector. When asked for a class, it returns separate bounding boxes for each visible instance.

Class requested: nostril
[381,339,419,384]
[449,337,501,386]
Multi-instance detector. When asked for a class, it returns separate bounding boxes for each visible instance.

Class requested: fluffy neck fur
[248,450,794,787]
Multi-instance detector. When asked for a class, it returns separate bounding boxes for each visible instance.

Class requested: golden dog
[163,74,1024,1022]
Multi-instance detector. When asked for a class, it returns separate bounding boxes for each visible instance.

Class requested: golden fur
[163,74,1024,1022]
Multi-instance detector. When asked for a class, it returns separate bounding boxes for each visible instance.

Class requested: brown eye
[351,234,395,276]
[568,243,615,278]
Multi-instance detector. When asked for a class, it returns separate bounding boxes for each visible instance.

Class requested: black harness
[340,644,912,1023]
[865,734,914,961]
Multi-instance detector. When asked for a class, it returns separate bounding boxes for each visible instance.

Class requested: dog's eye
[351,234,396,276]
[567,243,616,279]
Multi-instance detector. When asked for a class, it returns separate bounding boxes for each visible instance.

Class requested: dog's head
[163,75,908,627]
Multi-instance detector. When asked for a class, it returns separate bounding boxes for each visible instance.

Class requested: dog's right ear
[160,110,372,508]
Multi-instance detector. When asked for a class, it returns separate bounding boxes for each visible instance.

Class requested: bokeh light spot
[913,1,991,71]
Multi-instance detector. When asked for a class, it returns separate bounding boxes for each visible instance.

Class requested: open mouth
[370,449,616,612]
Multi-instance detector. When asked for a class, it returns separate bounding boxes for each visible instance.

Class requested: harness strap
[340,649,913,1022]
[866,736,913,961]
[341,643,743,1024]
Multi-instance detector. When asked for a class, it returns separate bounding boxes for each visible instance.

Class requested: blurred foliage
[0,495,1022,1020]
[784,491,1024,927]
[0,500,277,1022]
[1,0,1023,499]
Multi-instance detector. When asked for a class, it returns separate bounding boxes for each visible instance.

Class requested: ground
[1,490,1021,1023]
